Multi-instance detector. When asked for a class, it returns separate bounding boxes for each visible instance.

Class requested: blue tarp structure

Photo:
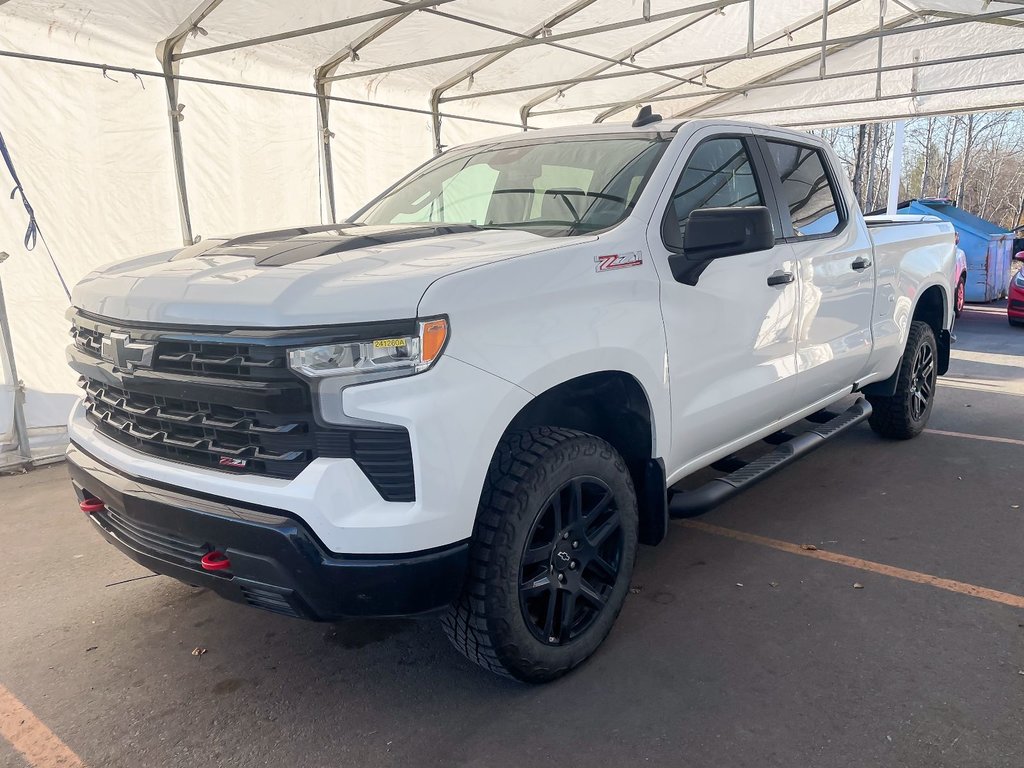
[894,199,1015,303]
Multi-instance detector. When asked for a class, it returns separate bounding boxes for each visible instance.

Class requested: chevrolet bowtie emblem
[100,332,156,371]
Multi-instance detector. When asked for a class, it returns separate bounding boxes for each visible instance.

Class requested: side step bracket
[669,398,872,518]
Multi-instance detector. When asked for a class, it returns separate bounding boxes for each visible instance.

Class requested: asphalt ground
[1,302,1021,768]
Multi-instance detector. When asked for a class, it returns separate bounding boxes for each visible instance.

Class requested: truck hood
[72,224,588,327]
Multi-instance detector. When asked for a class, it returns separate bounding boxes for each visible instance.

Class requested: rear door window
[764,141,845,237]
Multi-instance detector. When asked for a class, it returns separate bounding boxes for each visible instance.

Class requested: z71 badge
[595,252,643,272]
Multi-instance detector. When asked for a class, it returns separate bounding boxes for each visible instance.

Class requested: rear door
[756,136,875,408]
[650,128,802,473]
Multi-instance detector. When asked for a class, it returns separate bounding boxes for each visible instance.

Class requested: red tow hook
[79,498,106,513]
[200,551,231,572]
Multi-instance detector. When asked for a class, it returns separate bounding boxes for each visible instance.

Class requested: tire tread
[867,320,936,440]
[442,427,634,682]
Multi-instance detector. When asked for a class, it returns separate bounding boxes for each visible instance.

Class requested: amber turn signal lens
[420,319,448,365]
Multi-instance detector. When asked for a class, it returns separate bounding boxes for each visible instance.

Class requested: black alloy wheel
[908,341,935,421]
[518,477,623,645]
[443,427,638,682]
[867,320,938,440]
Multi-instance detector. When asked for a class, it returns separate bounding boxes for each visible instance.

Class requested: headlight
[287,318,448,379]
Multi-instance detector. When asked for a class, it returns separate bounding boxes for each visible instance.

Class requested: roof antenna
[632,104,662,127]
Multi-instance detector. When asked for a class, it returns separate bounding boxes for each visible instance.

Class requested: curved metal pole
[523,44,1024,118]
[428,0,599,154]
[438,5,1024,116]
[0,267,32,465]
[156,0,226,247]
[674,9,912,118]
[592,0,859,121]
[325,0,748,84]
[518,9,722,129]
[174,0,453,61]
[314,13,415,223]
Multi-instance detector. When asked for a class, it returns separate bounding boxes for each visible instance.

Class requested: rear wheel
[867,321,938,440]
[954,276,966,317]
[443,427,638,683]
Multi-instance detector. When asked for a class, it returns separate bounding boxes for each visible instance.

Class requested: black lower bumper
[66,444,468,620]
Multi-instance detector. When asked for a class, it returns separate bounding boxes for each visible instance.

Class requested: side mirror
[667,206,775,285]
[684,206,775,259]
[1013,251,1024,263]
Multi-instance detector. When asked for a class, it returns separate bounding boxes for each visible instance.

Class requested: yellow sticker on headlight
[372,338,407,349]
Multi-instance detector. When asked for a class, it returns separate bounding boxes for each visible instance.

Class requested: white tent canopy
[2,0,1024,462]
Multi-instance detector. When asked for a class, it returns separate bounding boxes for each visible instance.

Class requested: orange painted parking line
[681,520,1024,609]
[924,428,1024,447]
[0,683,85,768]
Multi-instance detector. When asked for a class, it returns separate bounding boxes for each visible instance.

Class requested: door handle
[767,270,795,287]
[852,256,872,271]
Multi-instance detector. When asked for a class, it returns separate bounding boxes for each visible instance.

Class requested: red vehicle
[1010,251,1024,327]
[953,232,968,317]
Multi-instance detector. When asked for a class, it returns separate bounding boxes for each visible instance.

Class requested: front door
[649,130,802,476]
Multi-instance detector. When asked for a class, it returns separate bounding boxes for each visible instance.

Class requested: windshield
[355,135,669,237]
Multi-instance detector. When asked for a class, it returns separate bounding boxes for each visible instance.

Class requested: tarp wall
[2,0,1024,461]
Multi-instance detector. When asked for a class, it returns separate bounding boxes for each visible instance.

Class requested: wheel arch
[501,370,668,546]
[865,281,951,397]
[912,282,951,375]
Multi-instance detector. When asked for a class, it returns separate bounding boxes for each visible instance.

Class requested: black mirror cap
[667,206,774,285]
[683,206,775,261]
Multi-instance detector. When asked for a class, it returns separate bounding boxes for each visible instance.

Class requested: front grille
[154,339,294,380]
[70,312,415,500]
[72,324,295,381]
[84,379,312,479]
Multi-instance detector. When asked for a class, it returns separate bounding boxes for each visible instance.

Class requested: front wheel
[443,427,638,683]
[867,320,938,440]
[954,277,966,317]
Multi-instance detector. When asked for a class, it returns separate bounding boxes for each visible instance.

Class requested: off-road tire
[442,427,638,683]
[867,320,938,440]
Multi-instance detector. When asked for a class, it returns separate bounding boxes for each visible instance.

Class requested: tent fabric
[2,0,1024,459]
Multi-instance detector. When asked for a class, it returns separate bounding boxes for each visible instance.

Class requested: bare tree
[808,111,1024,228]
[851,123,868,207]
[865,123,881,210]
[918,117,936,198]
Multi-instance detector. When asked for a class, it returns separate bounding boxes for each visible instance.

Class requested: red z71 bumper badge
[219,457,248,468]
[595,252,643,272]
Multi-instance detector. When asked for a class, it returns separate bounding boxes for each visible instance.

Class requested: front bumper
[67,445,468,620]
[67,352,532,554]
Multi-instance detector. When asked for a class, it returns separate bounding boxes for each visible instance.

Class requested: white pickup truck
[66,112,955,682]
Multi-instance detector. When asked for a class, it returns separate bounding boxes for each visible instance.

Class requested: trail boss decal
[595,252,643,272]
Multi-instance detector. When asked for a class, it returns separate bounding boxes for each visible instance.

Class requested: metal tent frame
[5,0,1024,466]
[133,0,1024,238]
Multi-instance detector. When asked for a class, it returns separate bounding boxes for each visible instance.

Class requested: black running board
[669,398,872,518]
